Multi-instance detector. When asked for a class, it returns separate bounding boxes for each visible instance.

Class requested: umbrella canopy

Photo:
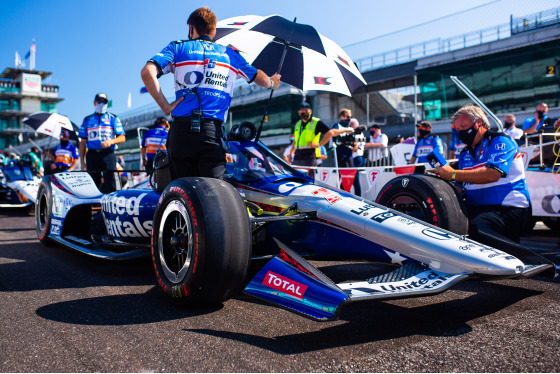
[22,112,78,140]
[214,15,366,97]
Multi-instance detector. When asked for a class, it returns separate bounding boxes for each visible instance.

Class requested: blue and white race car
[35,123,556,321]
[0,164,39,212]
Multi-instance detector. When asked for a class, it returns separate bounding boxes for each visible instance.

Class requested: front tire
[151,177,251,305]
[376,174,469,235]
[36,178,55,246]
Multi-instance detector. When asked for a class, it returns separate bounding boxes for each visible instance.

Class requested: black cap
[60,129,70,138]
[299,102,311,109]
[94,93,108,103]
[370,124,380,129]
[416,121,432,129]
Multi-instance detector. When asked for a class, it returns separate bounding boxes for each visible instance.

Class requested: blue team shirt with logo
[78,113,125,150]
[458,133,530,208]
[412,135,444,163]
[53,142,79,167]
[141,125,169,159]
[148,37,257,122]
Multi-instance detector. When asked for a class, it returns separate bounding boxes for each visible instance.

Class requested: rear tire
[36,178,55,246]
[151,177,251,305]
[376,174,469,235]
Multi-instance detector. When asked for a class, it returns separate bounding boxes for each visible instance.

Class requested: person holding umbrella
[78,93,126,193]
[46,129,79,173]
[140,6,281,181]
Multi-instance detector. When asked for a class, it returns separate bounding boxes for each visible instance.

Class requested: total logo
[263,271,308,300]
[101,193,152,238]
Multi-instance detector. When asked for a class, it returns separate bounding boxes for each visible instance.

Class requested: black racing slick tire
[376,174,469,235]
[151,177,251,305]
[36,178,55,246]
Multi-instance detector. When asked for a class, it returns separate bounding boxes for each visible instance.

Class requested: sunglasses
[97,100,108,104]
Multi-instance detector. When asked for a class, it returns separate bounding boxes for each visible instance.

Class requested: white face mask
[95,102,107,114]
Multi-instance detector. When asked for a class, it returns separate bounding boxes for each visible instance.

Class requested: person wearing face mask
[289,102,351,177]
[409,121,443,165]
[502,114,523,140]
[434,104,530,244]
[365,124,388,166]
[141,117,170,174]
[141,7,281,181]
[522,102,549,135]
[332,109,354,167]
[47,129,79,173]
[78,93,126,193]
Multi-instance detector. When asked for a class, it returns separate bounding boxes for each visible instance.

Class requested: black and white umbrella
[22,112,78,140]
[214,15,366,97]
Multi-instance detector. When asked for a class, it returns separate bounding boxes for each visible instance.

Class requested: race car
[35,122,556,321]
[0,164,39,212]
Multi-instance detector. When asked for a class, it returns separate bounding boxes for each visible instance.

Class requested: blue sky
[1,0,558,124]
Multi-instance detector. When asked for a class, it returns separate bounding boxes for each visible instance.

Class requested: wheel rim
[38,193,48,230]
[158,200,193,284]
[385,193,427,221]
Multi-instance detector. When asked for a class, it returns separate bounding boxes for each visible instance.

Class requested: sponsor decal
[205,71,229,88]
[374,271,455,291]
[101,193,152,238]
[339,169,357,192]
[422,228,453,240]
[351,203,375,215]
[314,77,331,85]
[228,21,248,25]
[402,178,409,188]
[278,182,302,194]
[205,59,216,69]
[542,194,560,214]
[312,187,341,204]
[371,211,395,223]
[319,169,331,184]
[183,71,204,85]
[394,165,415,176]
[263,271,308,300]
[397,217,417,226]
[337,55,349,66]
[366,169,381,189]
[458,243,477,251]
[495,142,505,150]
[51,218,62,235]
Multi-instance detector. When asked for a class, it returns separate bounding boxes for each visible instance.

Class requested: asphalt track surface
[1,209,559,373]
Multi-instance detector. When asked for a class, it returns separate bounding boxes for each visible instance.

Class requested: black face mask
[504,121,514,129]
[339,118,350,127]
[60,140,68,147]
[536,110,545,120]
[458,126,478,147]
[418,129,431,138]
[299,112,311,121]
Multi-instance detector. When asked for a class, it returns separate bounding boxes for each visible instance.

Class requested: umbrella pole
[255,42,289,142]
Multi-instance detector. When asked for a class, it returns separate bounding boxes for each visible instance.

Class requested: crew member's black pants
[167,117,225,180]
[293,149,318,178]
[467,205,530,244]
[86,149,117,194]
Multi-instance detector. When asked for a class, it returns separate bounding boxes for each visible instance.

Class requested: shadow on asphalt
[35,288,224,325]
[184,281,541,354]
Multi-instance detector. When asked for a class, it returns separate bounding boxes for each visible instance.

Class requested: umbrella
[22,112,79,140]
[214,15,366,97]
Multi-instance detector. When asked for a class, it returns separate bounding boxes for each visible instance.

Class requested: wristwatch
[451,170,457,182]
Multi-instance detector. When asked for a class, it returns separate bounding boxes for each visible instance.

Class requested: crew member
[141,117,170,174]
[522,102,548,134]
[435,104,530,244]
[48,129,79,172]
[332,108,353,167]
[78,93,126,193]
[409,121,443,164]
[29,147,44,177]
[289,102,351,177]
[140,6,281,180]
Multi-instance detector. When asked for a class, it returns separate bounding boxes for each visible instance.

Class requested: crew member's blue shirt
[78,113,125,150]
[412,135,444,163]
[142,125,168,160]
[53,143,79,167]
[148,36,258,122]
[458,132,530,208]
[522,115,548,132]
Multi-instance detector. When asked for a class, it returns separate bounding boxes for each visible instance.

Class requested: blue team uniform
[412,135,444,163]
[53,143,79,168]
[522,115,548,132]
[458,132,530,208]
[148,36,257,121]
[142,125,168,160]
[78,113,125,150]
